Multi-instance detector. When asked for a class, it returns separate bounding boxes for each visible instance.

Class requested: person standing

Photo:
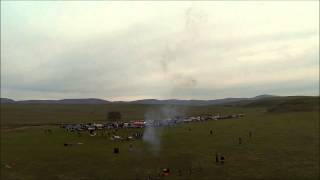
[220,155,225,164]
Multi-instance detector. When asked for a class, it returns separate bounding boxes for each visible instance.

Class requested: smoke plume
[158,6,208,93]
[143,6,207,154]
[142,106,185,155]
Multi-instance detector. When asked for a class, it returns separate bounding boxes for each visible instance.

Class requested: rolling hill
[0,98,110,104]
[0,94,277,106]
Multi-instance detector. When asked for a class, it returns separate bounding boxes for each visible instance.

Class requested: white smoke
[142,106,185,155]
[158,6,208,94]
[143,6,206,154]
[143,109,163,154]
[142,126,162,154]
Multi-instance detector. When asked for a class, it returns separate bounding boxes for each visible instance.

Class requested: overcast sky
[1,1,319,101]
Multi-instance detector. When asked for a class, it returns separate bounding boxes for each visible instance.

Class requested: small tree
[107,111,121,122]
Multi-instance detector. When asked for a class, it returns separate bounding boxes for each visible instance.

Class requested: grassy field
[1,100,319,180]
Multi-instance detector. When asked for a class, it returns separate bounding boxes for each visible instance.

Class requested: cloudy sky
[1,1,319,101]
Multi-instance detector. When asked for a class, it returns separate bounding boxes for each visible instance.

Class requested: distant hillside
[244,96,310,107]
[224,96,318,112]
[58,99,110,104]
[1,98,110,104]
[0,95,277,105]
[130,98,246,106]
[129,95,276,106]
[4,95,318,111]
[266,96,319,112]
[0,98,15,104]
[251,94,277,100]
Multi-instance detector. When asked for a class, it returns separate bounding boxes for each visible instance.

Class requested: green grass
[1,104,319,180]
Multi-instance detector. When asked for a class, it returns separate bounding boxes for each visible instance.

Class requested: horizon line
[2,94,319,102]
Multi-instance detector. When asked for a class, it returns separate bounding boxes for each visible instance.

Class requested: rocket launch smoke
[158,6,207,91]
[142,6,206,154]
[142,106,184,155]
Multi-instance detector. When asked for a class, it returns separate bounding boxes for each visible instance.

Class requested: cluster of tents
[61,121,146,132]
[145,113,245,126]
[61,113,245,132]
